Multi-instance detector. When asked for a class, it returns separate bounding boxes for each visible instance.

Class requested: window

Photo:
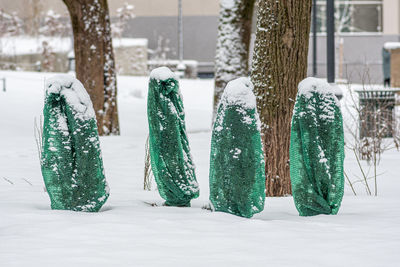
[315,0,383,34]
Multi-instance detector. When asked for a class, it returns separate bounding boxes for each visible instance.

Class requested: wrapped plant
[209,77,265,218]
[290,77,344,216]
[41,75,109,212]
[147,67,199,207]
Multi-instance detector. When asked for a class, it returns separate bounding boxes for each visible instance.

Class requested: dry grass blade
[344,170,357,196]
[34,116,43,161]
[143,135,153,191]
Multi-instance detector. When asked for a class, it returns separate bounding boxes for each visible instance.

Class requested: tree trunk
[251,0,312,196]
[213,0,255,122]
[63,0,119,135]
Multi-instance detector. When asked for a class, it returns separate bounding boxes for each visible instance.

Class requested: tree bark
[63,0,119,135]
[251,0,312,196]
[213,0,255,122]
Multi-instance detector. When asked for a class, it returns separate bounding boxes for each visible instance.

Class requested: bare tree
[37,9,71,72]
[40,40,56,72]
[0,9,23,69]
[343,73,400,196]
[148,35,172,64]
[39,10,71,37]
[27,0,44,36]
[0,9,24,37]
[63,0,119,135]
[212,0,255,122]
[111,2,135,39]
[251,0,312,196]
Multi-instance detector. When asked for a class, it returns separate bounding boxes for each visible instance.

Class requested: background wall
[306,34,400,84]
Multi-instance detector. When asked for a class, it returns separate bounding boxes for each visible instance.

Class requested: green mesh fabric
[290,78,344,216]
[209,77,265,218]
[41,75,109,212]
[147,67,199,207]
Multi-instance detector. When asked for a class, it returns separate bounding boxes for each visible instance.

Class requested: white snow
[0,71,399,266]
[0,37,147,56]
[0,36,72,55]
[298,77,340,107]
[150,66,178,81]
[383,42,400,50]
[220,0,235,9]
[46,74,95,120]
[221,77,256,109]
[113,38,148,47]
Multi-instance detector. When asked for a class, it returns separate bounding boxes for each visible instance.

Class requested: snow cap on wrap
[222,77,256,109]
[45,74,95,120]
[298,77,340,107]
[150,66,178,81]
[221,0,236,9]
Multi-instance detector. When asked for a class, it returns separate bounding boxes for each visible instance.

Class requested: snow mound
[384,42,400,50]
[298,77,339,107]
[222,77,256,109]
[45,74,95,120]
[150,67,177,81]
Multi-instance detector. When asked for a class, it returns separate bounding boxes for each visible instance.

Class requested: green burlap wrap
[290,77,344,216]
[41,75,109,212]
[209,77,265,218]
[147,67,199,207]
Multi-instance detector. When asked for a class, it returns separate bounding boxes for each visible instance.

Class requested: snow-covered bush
[290,77,344,216]
[147,67,199,207]
[209,77,265,218]
[41,75,109,212]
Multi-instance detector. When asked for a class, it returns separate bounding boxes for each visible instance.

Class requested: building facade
[1,0,400,82]
[307,0,400,84]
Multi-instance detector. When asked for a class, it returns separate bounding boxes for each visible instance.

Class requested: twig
[344,170,357,196]
[21,178,33,186]
[3,177,14,185]
[353,148,372,195]
[374,154,377,196]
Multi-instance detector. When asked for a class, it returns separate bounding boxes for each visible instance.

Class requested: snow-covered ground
[0,37,148,55]
[0,71,399,266]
